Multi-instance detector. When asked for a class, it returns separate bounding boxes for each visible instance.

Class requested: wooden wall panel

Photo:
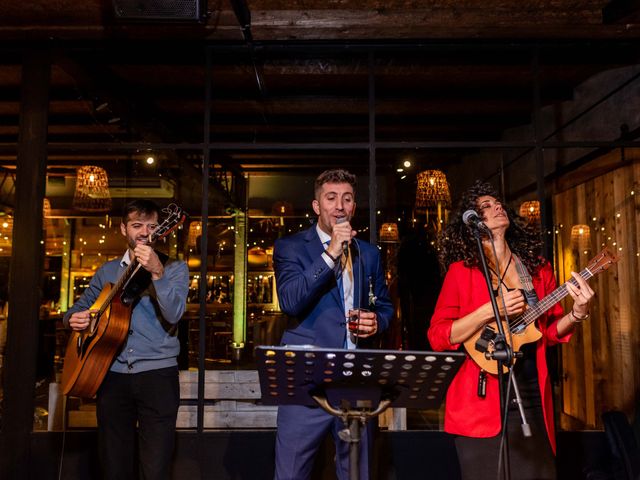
[590,174,609,423]
[555,161,640,430]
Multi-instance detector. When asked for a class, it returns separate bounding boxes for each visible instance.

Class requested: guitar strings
[507,270,591,331]
[507,274,584,330]
[507,250,614,332]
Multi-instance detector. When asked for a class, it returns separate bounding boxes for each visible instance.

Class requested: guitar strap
[476,255,539,398]
[513,254,539,307]
[120,250,169,305]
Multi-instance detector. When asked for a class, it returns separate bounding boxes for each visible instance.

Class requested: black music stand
[256,346,465,480]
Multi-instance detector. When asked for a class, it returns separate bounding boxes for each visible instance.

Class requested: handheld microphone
[336,217,349,257]
[462,210,486,230]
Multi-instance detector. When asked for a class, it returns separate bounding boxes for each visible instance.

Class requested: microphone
[336,217,349,257]
[462,210,485,230]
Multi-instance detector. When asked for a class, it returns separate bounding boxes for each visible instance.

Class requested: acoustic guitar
[465,248,618,375]
[61,204,186,398]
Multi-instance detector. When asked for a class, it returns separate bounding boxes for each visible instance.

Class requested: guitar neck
[512,267,594,331]
[97,257,139,316]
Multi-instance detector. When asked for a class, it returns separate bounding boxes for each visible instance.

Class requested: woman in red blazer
[428,181,594,480]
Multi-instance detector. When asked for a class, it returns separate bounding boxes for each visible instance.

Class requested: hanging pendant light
[519,200,541,224]
[73,166,112,212]
[43,198,51,218]
[379,222,399,243]
[571,224,591,252]
[415,170,451,231]
[187,220,202,248]
[415,170,451,211]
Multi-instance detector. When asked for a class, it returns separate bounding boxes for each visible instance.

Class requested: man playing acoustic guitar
[64,199,189,480]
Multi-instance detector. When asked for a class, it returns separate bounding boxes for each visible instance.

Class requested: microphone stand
[469,224,513,480]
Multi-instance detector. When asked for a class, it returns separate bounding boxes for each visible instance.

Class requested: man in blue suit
[273,169,394,480]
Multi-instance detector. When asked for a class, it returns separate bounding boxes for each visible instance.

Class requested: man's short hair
[122,199,160,224]
[314,169,357,199]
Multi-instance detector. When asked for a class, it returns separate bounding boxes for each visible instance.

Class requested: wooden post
[0,48,50,479]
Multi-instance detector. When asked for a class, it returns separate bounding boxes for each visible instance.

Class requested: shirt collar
[120,250,132,267]
[316,224,331,245]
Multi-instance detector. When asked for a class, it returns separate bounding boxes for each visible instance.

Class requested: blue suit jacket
[274,225,393,348]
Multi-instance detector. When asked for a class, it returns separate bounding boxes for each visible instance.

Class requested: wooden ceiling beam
[1,1,639,41]
[603,0,640,23]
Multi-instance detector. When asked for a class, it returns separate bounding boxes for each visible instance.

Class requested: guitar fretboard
[96,257,139,317]
[509,267,593,332]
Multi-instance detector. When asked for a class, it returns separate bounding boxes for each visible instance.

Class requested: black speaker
[112,0,206,21]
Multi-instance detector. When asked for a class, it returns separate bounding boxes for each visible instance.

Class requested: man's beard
[128,236,151,250]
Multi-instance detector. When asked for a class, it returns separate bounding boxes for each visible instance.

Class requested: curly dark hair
[437,180,544,274]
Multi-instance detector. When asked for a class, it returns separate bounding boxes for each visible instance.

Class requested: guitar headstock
[586,247,619,275]
[151,204,187,242]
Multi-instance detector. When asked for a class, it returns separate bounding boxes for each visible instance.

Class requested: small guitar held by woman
[465,247,618,374]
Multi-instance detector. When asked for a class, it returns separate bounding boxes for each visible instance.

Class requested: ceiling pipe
[229,0,252,43]
[228,0,268,117]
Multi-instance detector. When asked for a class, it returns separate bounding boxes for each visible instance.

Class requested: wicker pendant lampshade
[379,222,399,243]
[187,220,202,247]
[415,170,451,211]
[519,200,541,224]
[73,166,112,212]
[43,198,51,218]
[571,224,591,251]
[415,170,450,232]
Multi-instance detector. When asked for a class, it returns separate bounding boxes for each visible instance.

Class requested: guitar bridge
[475,326,497,353]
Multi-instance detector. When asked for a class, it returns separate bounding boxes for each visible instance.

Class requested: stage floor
[29,429,612,479]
